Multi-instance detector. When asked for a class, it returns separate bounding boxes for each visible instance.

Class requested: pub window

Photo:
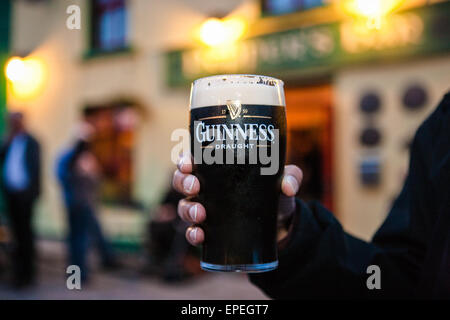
[90,0,128,52]
[83,103,138,207]
[261,0,327,16]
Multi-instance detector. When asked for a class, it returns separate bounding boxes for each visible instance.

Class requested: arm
[170,157,417,298]
[250,93,450,299]
[249,189,418,299]
[55,140,88,185]
[170,93,448,299]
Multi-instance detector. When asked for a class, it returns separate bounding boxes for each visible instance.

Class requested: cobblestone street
[0,240,268,300]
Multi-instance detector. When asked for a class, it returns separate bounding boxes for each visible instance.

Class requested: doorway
[285,85,334,211]
[83,103,138,207]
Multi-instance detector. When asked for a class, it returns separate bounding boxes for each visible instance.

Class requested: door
[285,85,334,212]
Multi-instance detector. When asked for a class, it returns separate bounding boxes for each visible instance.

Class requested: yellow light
[5,57,26,82]
[223,18,246,42]
[5,56,46,100]
[341,0,405,29]
[200,18,226,47]
[356,0,381,17]
[199,17,246,47]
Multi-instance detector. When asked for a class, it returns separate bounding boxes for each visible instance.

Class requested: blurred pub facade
[0,0,449,248]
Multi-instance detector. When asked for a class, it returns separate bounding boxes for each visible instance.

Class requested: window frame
[260,0,327,17]
[84,0,133,59]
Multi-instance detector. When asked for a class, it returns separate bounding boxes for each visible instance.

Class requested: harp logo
[226,100,242,120]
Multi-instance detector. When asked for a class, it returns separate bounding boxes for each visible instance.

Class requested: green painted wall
[0,0,10,216]
[0,0,10,133]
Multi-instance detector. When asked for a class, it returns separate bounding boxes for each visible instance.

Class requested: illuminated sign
[166,1,450,86]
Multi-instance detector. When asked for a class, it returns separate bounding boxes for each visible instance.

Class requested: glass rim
[192,74,284,86]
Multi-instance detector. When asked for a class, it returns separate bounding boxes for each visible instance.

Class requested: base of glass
[200,261,278,273]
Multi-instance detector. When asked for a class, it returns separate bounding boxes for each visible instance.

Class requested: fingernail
[189,228,198,242]
[189,205,198,222]
[178,157,185,170]
[286,175,299,194]
[183,175,195,193]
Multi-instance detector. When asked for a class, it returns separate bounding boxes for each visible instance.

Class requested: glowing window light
[341,0,405,29]
[5,56,46,100]
[199,17,246,47]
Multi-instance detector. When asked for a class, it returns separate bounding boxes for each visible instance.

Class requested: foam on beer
[190,74,285,109]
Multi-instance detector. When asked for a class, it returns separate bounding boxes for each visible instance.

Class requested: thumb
[277,165,303,225]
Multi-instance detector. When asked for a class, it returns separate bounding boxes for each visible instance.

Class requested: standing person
[55,122,116,283]
[0,112,41,288]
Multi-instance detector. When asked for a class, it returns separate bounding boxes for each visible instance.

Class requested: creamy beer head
[190,74,285,109]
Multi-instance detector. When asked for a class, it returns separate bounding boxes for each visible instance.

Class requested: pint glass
[189,74,286,273]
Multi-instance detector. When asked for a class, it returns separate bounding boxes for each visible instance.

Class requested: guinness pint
[189,74,286,273]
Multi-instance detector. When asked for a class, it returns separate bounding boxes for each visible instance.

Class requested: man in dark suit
[0,112,41,288]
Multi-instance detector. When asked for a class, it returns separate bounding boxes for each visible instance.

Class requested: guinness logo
[226,100,242,120]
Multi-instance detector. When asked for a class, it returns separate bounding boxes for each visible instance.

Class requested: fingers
[179,199,206,246]
[177,199,206,224]
[175,162,302,247]
[174,155,205,246]
[281,165,303,197]
[172,169,200,196]
[186,226,204,246]
[173,155,199,196]
[177,154,193,174]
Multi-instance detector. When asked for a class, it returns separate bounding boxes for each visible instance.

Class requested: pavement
[0,240,269,300]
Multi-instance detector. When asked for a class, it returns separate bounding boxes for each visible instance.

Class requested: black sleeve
[250,175,419,299]
[250,197,417,299]
[249,93,450,300]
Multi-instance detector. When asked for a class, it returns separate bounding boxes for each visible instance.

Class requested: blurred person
[55,122,117,283]
[172,92,450,299]
[144,188,200,282]
[0,112,41,288]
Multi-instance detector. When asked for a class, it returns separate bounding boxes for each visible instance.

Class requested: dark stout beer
[189,75,286,273]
